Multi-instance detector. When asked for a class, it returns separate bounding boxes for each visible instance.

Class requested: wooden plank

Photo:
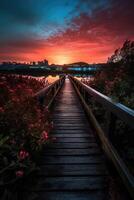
[37,191,107,200]
[54,112,85,114]
[53,117,87,120]
[52,127,90,131]
[47,142,98,149]
[53,119,87,122]
[51,130,93,134]
[51,137,96,143]
[43,148,101,156]
[41,155,104,164]
[53,125,90,129]
[54,108,83,110]
[53,123,89,126]
[52,116,86,120]
[36,176,107,191]
[39,164,107,176]
[54,108,84,111]
[50,133,93,138]
[53,114,85,117]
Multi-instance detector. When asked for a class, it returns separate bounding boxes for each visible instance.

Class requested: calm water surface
[28,75,59,83]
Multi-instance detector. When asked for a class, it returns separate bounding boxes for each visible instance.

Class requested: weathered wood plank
[37,191,107,200]
[43,148,101,156]
[50,133,93,137]
[51,137,96,143]
[41,155,105,164]
[51,130,93,134]
[53,126,90,130]
[47,142,98,149]
[52,127,90,131]
[53,120,89,124]
[36,176,107,191]
[39,164,107,176]
[53,123,89,126]
[53,114,86,117]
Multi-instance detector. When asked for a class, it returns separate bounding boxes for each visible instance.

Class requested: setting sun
[51,54,71,65]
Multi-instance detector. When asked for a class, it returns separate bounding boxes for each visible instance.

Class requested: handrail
[34,76,65,108]
[69,75,134,199]
[69,76,134,129]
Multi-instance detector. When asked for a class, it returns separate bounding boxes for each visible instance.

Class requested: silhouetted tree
[87,40,134,108]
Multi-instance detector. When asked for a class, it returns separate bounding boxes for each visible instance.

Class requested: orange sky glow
[0,40,118,64]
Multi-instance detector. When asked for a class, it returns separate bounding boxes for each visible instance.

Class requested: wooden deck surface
[37,78,109,200]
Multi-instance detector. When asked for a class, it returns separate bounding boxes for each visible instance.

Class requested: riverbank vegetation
[82,40,134,109]
[0,74,52,199]
[82,40,134,175]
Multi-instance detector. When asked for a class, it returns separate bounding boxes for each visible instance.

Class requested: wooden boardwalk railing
[34,76,65,108]
[31,76,133,199]
[69,76,134,199]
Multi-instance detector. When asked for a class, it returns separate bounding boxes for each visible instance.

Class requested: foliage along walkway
[34,78,109,200]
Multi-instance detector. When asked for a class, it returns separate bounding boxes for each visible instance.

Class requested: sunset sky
[0,0,134,64]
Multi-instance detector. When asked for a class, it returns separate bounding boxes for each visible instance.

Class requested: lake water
[36,75,59,83]
[25,74,93,84]
[37,74,93,83]
[73,74,94,81]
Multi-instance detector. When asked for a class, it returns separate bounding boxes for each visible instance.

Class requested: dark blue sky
[0,0,134,64]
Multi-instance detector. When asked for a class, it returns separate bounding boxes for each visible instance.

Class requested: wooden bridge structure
[34,76,134,200]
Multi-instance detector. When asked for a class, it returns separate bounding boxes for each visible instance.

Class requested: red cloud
[1,0,134,64]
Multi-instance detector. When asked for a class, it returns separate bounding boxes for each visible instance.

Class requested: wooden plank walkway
[37,78,109,200]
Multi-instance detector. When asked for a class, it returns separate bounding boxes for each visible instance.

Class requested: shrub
[0,74,52,198]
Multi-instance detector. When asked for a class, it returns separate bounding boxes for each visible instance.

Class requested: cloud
[0,0,134,64]
[0,0,41,25]
[0,0,78,40]
[44,0,134,62]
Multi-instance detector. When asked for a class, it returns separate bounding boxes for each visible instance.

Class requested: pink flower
[45,106,49,112]
[0,107,4,113]
[26,88,33,95]
[28,123,35,130]
[16,170,24,177]
[18,150,29,160]
[50,122,54,128]
[11,96,20,103]
[9,89,14,93]
[41,131,48,140]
